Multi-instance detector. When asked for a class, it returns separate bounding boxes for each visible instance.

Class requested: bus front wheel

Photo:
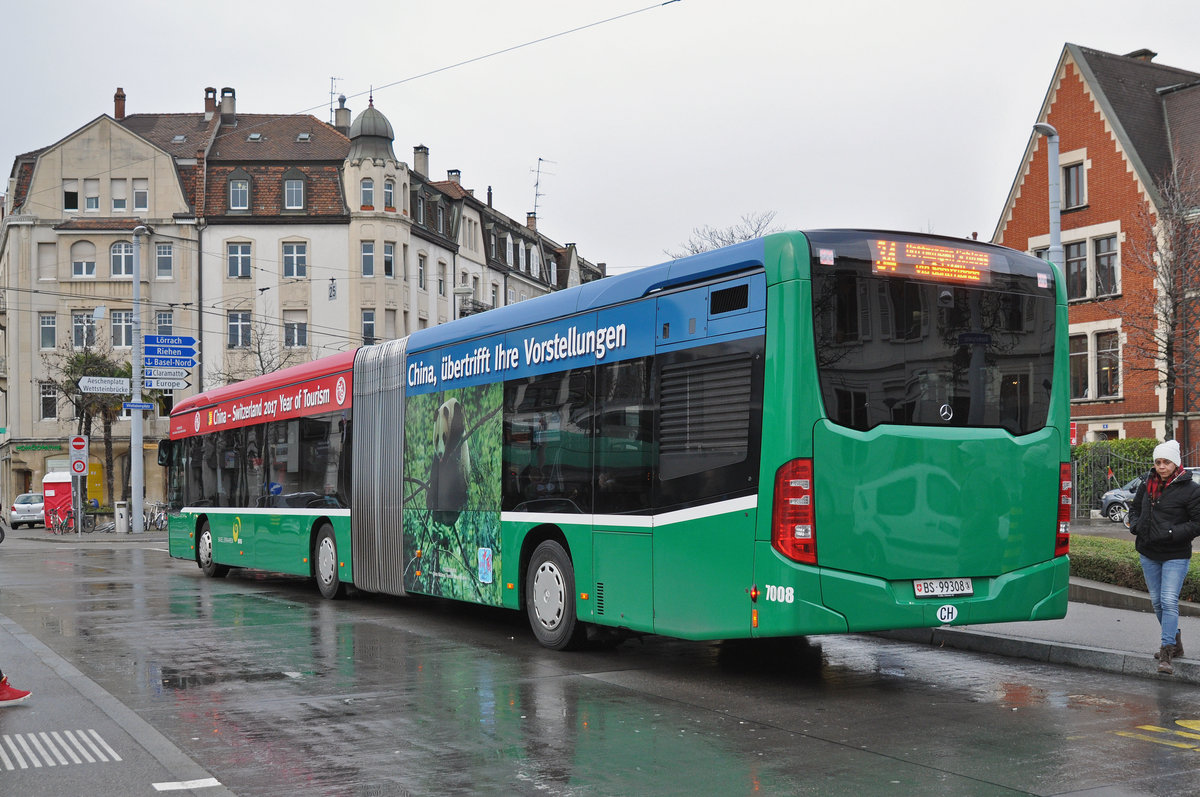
[314,524,345,600]
[197,522,229,578]
[526,540,585,650]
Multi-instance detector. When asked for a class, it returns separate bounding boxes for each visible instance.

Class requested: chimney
[413,145,429,176]
[220,87,236,126]
[113,88,126,120]
[334,94,351,134]
[204,87,217,120]
[447,169,461,184]
[526,212,537,231]
[1125,48,1157,61]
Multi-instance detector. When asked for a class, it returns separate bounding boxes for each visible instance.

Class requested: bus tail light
[1056,462,1071,557]
[773,458,816,564]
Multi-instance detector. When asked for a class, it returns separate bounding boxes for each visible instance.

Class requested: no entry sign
[69,435,88,475]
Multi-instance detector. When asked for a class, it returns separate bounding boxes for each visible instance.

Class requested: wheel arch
[518,523,572,612]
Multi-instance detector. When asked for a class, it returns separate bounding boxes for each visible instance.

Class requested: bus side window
[594,357,655,514]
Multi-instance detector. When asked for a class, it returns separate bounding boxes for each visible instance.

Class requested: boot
[1155,630,1183,659]
[1158,645,1174,675]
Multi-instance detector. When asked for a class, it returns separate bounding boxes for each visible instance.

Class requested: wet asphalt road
[3,533,1200,796]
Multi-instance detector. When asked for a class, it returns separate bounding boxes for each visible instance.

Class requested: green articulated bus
[163,229,1071,649]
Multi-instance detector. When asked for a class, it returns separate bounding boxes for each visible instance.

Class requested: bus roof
[406,236,767,355]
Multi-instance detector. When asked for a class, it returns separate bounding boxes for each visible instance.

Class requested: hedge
[1070,535,1200,603]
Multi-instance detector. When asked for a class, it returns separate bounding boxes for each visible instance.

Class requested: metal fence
[1072,445,1200,518]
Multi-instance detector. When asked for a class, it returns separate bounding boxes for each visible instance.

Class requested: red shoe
[0,676,31,705]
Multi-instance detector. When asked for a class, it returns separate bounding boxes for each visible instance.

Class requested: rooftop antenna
[329,77,344,123]
[531,157,556,218]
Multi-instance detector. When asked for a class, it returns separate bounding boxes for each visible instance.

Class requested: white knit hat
[1154,439,1182,467]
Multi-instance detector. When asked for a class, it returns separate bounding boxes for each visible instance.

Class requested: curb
[878,624,1200,685]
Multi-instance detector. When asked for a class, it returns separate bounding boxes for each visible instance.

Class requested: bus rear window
[807,231,1057,435]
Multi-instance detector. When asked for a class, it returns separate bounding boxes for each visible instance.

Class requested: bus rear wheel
[314,524,345,600]
[197,522,229,578]
[526,540,585,650]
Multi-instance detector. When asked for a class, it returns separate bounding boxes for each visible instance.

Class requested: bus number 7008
[763,585,795,604]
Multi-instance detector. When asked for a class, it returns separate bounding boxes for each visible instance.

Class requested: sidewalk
[4,516,1198,684]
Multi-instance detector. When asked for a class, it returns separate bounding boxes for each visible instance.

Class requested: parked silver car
[10,492,45,528]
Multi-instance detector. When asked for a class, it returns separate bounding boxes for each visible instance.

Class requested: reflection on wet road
[3,541,1200,795]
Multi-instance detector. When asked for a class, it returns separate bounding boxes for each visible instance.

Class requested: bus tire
[314,524,345,600]
[197,522,229,578]
[526,540,585,650]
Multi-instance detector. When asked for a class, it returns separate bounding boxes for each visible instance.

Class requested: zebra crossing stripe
[0,730,121,771]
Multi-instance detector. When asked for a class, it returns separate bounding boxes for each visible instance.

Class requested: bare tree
[664,211,782,259]
[205,321,307,388]
[1122,159,1200,439]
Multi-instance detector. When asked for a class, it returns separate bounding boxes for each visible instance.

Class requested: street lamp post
[131,226,146,533]
[1033,123,1063,271]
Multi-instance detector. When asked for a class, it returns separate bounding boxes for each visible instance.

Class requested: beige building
[0,87,604,511]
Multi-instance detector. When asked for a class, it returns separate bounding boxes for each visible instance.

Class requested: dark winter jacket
[1127,467,1200,561]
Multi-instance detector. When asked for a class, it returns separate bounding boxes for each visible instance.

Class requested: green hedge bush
[1070,535,1200,602]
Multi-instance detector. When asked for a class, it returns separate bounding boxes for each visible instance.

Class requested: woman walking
[1127,438,1200,675]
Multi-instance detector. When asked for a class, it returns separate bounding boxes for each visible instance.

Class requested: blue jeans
[1140,555,1190,648]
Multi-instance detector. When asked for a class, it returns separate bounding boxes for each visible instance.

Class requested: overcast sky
[4,0,1199,273]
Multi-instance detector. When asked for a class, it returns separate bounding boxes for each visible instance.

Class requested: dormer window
[228,169,252,212]
[282,167,306,211]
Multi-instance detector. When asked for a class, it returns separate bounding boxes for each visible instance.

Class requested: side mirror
[157,440,173,467]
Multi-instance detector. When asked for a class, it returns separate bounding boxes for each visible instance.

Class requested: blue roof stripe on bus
[406,236,766,355]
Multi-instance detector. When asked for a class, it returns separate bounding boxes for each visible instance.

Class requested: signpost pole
[131,226,146,533]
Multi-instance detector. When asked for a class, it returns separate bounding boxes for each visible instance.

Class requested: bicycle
[47,508,74,534]
[144,502,168,531]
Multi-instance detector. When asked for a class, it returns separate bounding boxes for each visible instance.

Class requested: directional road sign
[144,335,197,347]
[144,367,190,379]
[145,378,190,390]
[144,344,198,359]
[123,401,156,411]
[79,376,131,394]
[144,356,198,369]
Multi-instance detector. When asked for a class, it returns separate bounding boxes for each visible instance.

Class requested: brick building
[994,44,1200,449]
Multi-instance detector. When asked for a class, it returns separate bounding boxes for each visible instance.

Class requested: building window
[491,284,499,307]
[362,310,376,345]
[72,312,96,349]
[63,180,79,212]
[133,179,148,211]
[361,178,374,208]
[1070,327,1121,401]
[384,243,395,278]
[438,263,446,296]
[112,310,134,348]
[110,242,134,277]
[227,242,251,278]
[1095,235,1118,296]
[361,242,375,277]
[1063,163,1085,209]
[111,179,127,211]
[156,311,173,336]
[227,311,251,348]
[384,180,395,209]
[283,242,307,278]
[417,254,426,289]
[284,310,308,348]
[40,314,56,349]
[416,195,425,225]
[156,243,173,278]
[71,241,96,278]
[229,179,249,210]
[1096,331,1119,398]
[437,205,445,234]
[285,179,304,210]
[85,179,100,211]
[40,383,58,420]
[1065,242,1086,300]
